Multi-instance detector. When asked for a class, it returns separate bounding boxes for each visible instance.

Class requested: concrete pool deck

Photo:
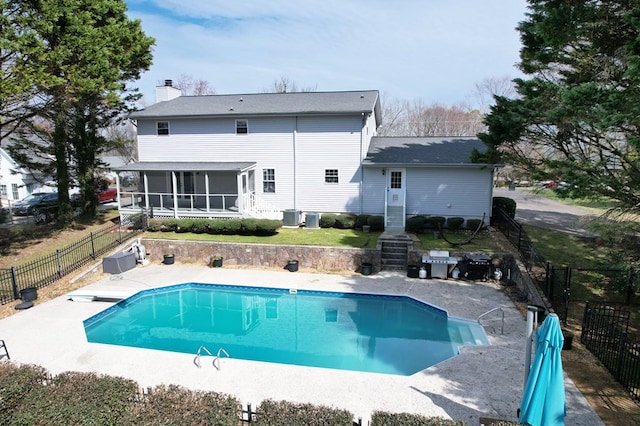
[0,264,602,425]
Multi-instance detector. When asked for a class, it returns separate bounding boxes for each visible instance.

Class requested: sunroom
[113,161,281,222]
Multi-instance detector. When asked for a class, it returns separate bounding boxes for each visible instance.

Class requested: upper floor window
[236,119,248,135]
[263,169,275,193]
[11,184,18,200]
[325,169,339,184]
[0,185,6,196]
[157,121,169,136]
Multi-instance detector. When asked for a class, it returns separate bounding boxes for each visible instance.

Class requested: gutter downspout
[293,116,298,212]
[359,113,365,215]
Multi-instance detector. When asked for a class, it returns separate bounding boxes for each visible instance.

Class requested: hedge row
[319,214,384,231]
[405,216,482,233]
[0,363,489,425]
[493,197,516,219]
[146,217,283,236]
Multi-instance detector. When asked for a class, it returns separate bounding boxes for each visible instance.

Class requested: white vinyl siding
[137,116,296,209]
[295,116,363,213]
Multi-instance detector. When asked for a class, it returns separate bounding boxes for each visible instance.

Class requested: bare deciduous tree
[159,74,216,96]
[264,76,317,93]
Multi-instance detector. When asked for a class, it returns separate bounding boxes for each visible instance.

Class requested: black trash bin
[163,254,175,265]
[407,265,420,278]
[286,260,299,272]
[20,287,37,302]
[361,262,373,276]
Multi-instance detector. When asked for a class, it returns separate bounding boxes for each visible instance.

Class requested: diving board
[67,289,134,302]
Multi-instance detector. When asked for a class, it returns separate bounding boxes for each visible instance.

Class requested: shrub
[174,218,194,233]
[406,215,426,233]
[354,214,370,229]
[446,217,465,230]
[371,411,466,425]
[254,219,283,236]
[189,219,210,233]
[466,218,483,230]
[254,399,354,426]
[493,196,516,219]
[240,218,260,235]
[367,215,384,232]
[160,219,180,232]
[219,219,242,235]
[147,218,163,232]
[319,214,338,228]
[424,216,446,230]
[333,214,356,229]
[128,384,240,426]
[0,363,48,423]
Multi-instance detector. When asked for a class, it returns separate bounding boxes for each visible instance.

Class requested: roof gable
[363,136,489,166]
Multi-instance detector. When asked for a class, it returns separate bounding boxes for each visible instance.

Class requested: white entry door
[386,168,406,230]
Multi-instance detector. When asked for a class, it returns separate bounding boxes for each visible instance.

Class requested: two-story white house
[117,82,498,231]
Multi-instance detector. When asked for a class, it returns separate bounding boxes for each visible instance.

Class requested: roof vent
[360,95,364,98]
[239,97,243,102]
[229,107,234,111]
[164,79,173,87]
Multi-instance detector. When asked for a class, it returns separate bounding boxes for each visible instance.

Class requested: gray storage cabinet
[102,251,136,274]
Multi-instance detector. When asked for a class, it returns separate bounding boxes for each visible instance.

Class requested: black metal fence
[0,223,140,305]
[492,208,571,322]
[581,302,640,402]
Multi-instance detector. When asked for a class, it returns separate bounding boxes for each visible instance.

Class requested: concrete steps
[379,233,411,271]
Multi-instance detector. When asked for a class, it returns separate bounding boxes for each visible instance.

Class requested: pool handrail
[477,307,505,335]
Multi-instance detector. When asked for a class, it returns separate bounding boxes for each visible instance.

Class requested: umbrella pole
[524,305,538,385]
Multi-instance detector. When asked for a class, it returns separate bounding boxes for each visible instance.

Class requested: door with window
[385,168,406,230]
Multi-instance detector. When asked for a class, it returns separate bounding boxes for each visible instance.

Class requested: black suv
[12,192,59,216]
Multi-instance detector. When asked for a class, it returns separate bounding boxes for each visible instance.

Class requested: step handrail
[213,347,230,371]
[194,345,213,368]
[477,307,505,335]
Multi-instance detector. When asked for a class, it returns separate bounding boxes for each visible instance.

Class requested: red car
[97,187,118,203]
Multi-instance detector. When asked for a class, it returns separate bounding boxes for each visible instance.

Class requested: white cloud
[125,0,528,106]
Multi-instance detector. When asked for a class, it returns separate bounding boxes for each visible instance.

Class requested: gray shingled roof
[113,161,255,172]
[130,90,381,123]
[363,137,489,166]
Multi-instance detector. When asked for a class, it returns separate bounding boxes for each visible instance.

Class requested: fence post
[10,267,19,300]
[118,223,122,244]
[90,232,96,260]
[56,249,62,278]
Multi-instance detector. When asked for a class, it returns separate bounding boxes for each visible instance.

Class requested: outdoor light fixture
[382,169,386,175]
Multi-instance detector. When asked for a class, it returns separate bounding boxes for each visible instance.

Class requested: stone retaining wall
[142,238,381,273]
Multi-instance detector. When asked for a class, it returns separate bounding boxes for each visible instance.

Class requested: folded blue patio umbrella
[519,313,566,426]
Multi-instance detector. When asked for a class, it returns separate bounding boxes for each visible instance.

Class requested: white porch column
[236,172,243,215]
[205,172,210,212]
[143,172,149,211]
[171,171,178,218]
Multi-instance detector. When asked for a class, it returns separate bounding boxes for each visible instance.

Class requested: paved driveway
[494,187,597,237]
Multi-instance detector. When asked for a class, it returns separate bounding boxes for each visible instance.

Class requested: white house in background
[117,82,499,231]
[0,145,42,207]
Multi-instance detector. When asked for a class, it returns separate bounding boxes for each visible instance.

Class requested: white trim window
[325,169,339,184]
[11,184,18,200]
[263,168,275,193]
[0,185,6,197]
[157,121,169,136]
[236,119,248,135]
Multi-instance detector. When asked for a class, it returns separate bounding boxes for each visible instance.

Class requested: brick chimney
[155,79,182,103]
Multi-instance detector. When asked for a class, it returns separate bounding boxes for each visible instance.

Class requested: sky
[124,0,529,108]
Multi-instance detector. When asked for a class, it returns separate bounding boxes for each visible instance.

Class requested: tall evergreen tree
[477,0,640,212]
[7,0,154,223]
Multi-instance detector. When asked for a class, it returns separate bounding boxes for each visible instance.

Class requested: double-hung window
[263,169,275,193]
[325,169,339,184]
[157,121,169,136]
[236,119,248,135]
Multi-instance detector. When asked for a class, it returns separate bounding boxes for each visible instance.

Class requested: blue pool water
[84,283,489,375]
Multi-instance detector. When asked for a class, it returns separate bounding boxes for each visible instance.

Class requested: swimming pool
[83,283,489,375]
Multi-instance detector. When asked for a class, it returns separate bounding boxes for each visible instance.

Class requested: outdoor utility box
[102,251,136,274]
[283,209,299,227]
[305,212,320,229]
